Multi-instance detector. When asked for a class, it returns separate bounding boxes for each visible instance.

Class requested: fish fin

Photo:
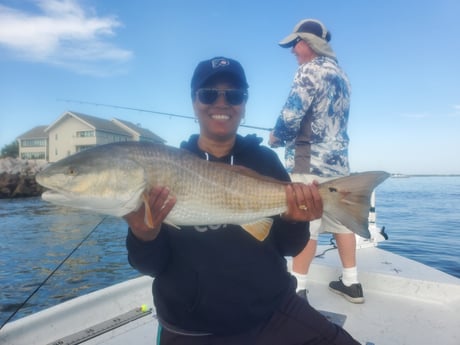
[143,192,155,228]
[241,218,273,241]
[164,220,181,230]
[319,171,390,239]
[142,193,181,230]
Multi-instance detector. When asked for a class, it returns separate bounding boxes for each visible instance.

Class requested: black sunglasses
[196,88,248,106]
[292,37,302,48]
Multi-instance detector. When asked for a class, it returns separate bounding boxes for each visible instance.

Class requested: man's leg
[291,217,321,297]
[329,233,364,303]
[335,233,356,270]
[292,239,317,297]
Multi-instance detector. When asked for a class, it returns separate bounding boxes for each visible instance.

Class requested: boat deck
[302,246,460,344]
[1,245,459,345]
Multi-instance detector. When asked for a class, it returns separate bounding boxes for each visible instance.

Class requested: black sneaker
[329,279,364,304]
[296,289,308,301]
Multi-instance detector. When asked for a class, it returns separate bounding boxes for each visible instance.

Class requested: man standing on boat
[269,18,364,304]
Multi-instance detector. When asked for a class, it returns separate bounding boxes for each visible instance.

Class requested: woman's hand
[124,186,176,242]
[281,182,323,222]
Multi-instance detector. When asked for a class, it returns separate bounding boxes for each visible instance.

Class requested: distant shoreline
[348,172,460,178]
[390,174,460,178]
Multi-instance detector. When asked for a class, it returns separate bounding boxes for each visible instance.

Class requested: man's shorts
[290,174,353,240]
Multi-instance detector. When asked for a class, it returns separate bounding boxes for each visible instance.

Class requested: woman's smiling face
[193,79,247,142]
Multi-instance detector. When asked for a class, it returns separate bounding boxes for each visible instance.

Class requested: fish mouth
[41,185,146,218]
[40,190,133,216]
[41,190,75,203]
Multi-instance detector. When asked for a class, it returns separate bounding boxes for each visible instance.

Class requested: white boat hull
[1,246,459,345]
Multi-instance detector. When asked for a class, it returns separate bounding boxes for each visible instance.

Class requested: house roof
[45,111,130,136]
[112,118,166,143]
[40,110,167,143]
[17,125,48,140]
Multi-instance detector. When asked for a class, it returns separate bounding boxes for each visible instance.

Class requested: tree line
[1,141,19,158]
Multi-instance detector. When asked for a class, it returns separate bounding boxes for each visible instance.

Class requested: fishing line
[57,99,272,132]
[0,216,108,331]
[314,236,338,258]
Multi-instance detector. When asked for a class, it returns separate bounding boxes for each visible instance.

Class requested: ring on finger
[298,204,308,211]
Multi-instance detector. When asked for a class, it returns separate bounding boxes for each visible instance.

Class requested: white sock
[341,267,359,286]
[291,271,308,292]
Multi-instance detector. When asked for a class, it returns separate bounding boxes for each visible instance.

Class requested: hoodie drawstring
[204,152,234,166]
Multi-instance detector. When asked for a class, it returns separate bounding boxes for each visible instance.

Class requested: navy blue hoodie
[126,134,309,335]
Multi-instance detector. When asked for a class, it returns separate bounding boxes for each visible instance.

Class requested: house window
[21,139,46,147]
[21,152,46,159]
[76,130,95,137]
[55,134,58,141]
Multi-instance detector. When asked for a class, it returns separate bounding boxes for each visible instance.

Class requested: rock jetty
[0,158,47,198]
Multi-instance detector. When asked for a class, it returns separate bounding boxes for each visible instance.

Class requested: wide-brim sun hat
[279,19,336,60]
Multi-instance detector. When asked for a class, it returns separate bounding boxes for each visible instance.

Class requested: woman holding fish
[124,57,360,344]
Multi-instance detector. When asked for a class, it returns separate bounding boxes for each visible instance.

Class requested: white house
[16,125,48,160]
[17,111,165,162]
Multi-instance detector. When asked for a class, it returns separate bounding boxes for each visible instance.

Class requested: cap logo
[211,58,230,69]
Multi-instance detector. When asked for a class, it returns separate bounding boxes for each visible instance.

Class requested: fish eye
[66,167,78,176]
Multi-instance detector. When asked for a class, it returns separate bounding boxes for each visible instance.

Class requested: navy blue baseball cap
[191,57,249,92]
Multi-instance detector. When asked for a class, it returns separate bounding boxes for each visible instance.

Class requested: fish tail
[319,171,390,239]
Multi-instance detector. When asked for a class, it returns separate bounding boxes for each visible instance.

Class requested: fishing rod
[58,99,273,132]
[0,216,107,331]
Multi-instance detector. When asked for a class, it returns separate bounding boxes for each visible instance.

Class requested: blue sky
[0,0,459,174]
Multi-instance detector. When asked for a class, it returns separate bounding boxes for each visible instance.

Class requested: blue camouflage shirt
[273,56,351,177]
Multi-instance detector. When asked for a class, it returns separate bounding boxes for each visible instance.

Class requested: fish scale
[126,142,288,224]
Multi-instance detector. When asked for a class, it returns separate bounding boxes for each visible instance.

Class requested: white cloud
[0,0,132,75]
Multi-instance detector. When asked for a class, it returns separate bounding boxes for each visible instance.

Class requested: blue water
[0,200,139,326]
[376,176,460,279]
[1,176,459,327]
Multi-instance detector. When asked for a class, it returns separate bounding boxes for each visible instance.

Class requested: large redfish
[35,141,389,241]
